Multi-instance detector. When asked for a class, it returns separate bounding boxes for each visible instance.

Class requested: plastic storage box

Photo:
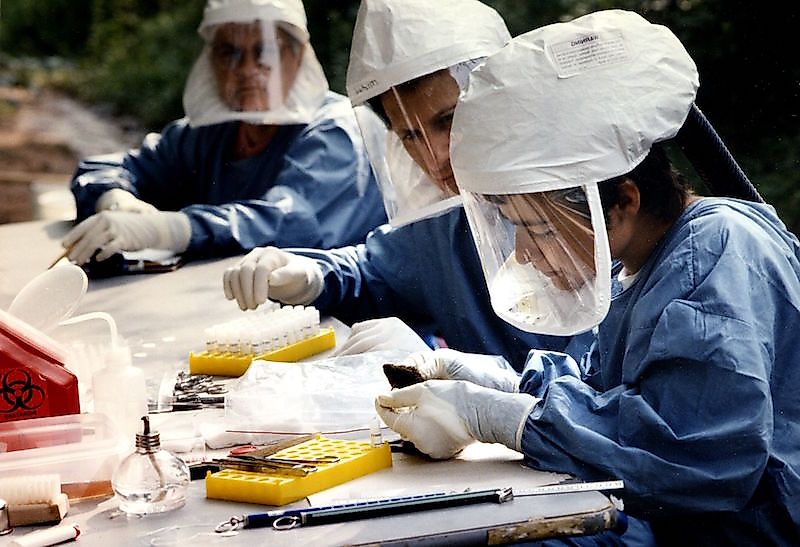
[0,413,127,495]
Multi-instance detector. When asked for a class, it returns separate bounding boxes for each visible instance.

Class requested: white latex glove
[375,380,539,459]
[334,317,431,356]
[397,348,520,393]
[96,188,159,214]
[62,210,191,265]
[222,246,324,310]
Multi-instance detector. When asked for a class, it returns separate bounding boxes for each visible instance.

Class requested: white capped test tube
[8,523,80,547]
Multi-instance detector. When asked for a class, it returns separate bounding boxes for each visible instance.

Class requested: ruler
[515,480,624,497]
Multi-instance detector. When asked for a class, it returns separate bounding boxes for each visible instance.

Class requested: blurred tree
[304,0,360,93]
[77,0,203,128]
[0,0,93,57]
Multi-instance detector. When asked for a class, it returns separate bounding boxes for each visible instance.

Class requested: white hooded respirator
[184,0,328,127]
[345,0,510,227]
[450,10,699,336]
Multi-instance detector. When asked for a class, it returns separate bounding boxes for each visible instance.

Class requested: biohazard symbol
[0,369,46,413]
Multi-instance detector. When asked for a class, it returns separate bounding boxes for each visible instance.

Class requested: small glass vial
[369,416,384,447]
[112,416,190,515]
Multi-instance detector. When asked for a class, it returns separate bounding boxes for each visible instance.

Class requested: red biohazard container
[0,309,80,432]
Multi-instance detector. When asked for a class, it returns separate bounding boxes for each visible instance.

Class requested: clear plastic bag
[224,350,404,434]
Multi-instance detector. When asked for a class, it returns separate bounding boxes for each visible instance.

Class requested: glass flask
[111,416,190,515]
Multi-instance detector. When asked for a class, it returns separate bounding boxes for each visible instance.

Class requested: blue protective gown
[516,198,800,543]
[70,92,387,257]
[296,207,593,371]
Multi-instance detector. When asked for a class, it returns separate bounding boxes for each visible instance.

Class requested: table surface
[0,219,269,374]
[0,220,619,546]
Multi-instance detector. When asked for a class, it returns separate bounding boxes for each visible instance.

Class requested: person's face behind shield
[491,190,596,292]
[210,22,304,112]
[460,185,610,336]
[379,70,460,196]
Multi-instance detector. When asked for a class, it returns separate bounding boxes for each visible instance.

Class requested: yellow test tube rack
[205,435,393,506]
[188,327,336,376]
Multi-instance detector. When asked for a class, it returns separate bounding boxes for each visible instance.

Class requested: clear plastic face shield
[461,185,611,335]
[208,21,295,113]
[345,0,511,227]
[352,61,485,227]
[184,0,328,127]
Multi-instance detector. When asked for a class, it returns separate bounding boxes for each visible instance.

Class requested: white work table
[0,219,267,376]
[0,220,620,545]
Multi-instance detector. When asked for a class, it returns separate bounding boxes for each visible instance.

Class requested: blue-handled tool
[214,480,625,533]
[215,487,513,532]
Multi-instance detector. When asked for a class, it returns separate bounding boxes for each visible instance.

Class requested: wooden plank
[0,178,34,223]
[0,170,71,185]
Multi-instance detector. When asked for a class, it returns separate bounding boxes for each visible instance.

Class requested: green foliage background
[1,0,797,232]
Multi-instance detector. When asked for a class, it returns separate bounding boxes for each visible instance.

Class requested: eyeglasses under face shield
[206,21,302,113]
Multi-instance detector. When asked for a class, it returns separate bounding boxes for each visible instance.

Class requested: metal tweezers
[239,455,340,465]
[212,455,338,477]
[213,457,315,477]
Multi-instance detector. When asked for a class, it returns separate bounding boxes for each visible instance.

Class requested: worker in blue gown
[61,0,386,266]
[374,10,800,544]
[220,0,593,370]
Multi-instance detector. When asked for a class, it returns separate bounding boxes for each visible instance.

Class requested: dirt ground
[0,86,144,223]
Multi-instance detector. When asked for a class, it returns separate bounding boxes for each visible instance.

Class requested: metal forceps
[212,457,318,477]
[171,372,227,410]
[240,454,340,465]
[176,374,225,393]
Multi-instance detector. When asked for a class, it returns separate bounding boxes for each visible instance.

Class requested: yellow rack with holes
[205,435,393,506]
[188,327,336,376]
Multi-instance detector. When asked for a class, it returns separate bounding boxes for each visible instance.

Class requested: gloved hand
[396,348,520,393]
[62,210,191,264]
[375,380,539,459]
[334,317,431,356]
[223,246,324,310]
[95,188,159,214]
